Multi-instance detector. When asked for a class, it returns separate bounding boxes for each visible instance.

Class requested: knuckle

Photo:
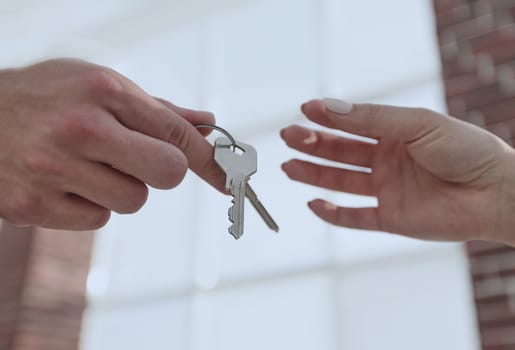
[23,151,65,178]
[316,165,330,187]
[413,107,440,125]
[84,69,124,97]
[362,103,382,118]
[413,107,432,116]
[408,107,428,120]
[407,107,437,135]
[54,112,107,144]
[6,192,44,226]
[164,120,190,151]
[330,136,344,156]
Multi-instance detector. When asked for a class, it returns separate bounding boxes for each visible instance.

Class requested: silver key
[245,185,279,232]
[215,137,257,239]
[214,137,280,239]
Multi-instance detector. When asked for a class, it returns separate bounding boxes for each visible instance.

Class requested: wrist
[0,67,17,79]
[0,69,10,110]
[0,67,21,108]
[0,68,17,94]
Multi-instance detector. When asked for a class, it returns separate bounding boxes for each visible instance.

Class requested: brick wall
[0,222,94,350]
[434,0,515,349]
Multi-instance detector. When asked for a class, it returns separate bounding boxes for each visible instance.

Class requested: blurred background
[1,0,515,349]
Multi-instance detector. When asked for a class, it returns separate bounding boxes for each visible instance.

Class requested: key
[245,185,279,232]
[215,137,257,239]
[214,137,280,239]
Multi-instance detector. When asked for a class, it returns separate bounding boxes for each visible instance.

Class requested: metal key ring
[195,124,238,150]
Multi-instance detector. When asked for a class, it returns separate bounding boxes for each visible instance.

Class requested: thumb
[302,98,445,141]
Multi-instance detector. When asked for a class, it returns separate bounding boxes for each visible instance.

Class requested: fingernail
[308,199,337,211]
[303,131,317,145]
[283,125,317,145]
[323,201,338,211]
[324,98,353,115]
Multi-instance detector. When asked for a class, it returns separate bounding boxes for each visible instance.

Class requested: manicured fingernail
[324,98,353,115]
[282,125,317,145]
[293,126,317,145]
[303,131,317,145]
[323,201,338,211]
[309,199,337,211]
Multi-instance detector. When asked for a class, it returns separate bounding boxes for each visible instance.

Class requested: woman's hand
[281,99,515,245]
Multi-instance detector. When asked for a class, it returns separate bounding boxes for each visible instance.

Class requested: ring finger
[62,160,149,214]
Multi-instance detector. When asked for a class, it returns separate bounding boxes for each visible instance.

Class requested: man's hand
[281,99,515,245]
[0,59,225,230]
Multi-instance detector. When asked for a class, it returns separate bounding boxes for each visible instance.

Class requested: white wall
[1,0,480,349]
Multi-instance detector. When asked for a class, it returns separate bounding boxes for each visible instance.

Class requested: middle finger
[282,159,375,196]
[281,125,375,168]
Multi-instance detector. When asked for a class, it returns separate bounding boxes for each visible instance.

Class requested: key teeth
[228,224,241,240]
[228,202,236,238]
[227,194,242,240]
[228,204,235,223]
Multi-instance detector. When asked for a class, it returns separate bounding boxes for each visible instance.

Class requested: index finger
[302,99,444,142]
[96,75,226,192]
[155,97,215,137]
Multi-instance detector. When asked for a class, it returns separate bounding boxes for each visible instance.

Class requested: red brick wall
[0,222,94,350]
[434,0,515,349]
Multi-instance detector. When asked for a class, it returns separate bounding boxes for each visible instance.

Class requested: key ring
[195,124,238,150]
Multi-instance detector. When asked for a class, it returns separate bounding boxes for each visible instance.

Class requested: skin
[281,99,515,246]
[0,59,226,230]
[3,59,515,244]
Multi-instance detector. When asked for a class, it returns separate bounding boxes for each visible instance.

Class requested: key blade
[228,175,246,240]
[245,184,279,233]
